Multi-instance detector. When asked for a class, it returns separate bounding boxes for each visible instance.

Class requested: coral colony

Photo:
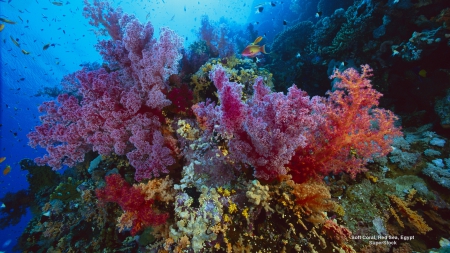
[12,0,449,252]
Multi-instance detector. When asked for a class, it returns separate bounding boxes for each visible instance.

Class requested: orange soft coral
[135,175,176,202]
[288,180,336,225]
[388,194,432,234]
[289,65,402,183]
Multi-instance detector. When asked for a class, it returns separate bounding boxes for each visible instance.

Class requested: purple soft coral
[193,65,323,180]
[28,1,182,181]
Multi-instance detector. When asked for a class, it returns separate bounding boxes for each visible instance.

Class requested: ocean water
[1,0,450,252]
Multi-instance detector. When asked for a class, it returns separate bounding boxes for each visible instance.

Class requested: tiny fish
[3,165,11,176]
[10,36,19,47]
[0,17,16,24]
[21,49,30,55]
[43,43,50,50]
[255,6,263,13]
[52,1,63,6]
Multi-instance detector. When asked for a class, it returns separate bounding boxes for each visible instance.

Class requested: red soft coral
[96,174,168,235]
[288,65,402,183]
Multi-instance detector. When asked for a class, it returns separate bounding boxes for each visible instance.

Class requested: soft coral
[96,174,168,235]
[288,65,402,183]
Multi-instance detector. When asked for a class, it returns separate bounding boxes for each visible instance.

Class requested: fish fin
[253,36,263,45]
[260,44,268,54]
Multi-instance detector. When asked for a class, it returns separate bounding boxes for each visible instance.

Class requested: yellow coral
[135,176,176,202]
[242,208,249,218]
[388,194,432,234]
[228,201,237,214]
[223,189,231,197]
[176,120,199,140]
[223,214,232,223]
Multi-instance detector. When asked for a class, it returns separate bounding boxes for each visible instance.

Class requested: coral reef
[15,0,450,252]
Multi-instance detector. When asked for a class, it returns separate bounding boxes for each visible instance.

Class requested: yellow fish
[419,69,427,78]
[0,157,5,163]
[22,49,30,55]
[10,36,20,47]
[250,36,263,45]
[3,165,11,176]
[0,24,4,32]
[0,17,16,24]
[241,44,267,57]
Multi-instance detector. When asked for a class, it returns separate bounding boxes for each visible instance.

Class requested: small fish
[52,1,63,6]
[0,202,5,208]
[63,30,65,34]
[315,11,322,18]
[21,49,30,55]
[146,13,151,19]
[271,1,276,6]
[0,157,5,163]
[250,36,263,45]
[283,20,287,25]
[242,41,268,58]
[0,17,16,24]
[255,6,264,13]
[43,43,50,50]
[10,36,19,47]
[3,165,11,175]
[0,24,4,32]
[2,239,11,248]
[418,69,427,77]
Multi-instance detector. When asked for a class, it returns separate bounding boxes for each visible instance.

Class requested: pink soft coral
[193,65,322,180]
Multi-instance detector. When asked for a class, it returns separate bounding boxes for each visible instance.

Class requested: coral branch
[96,174,168,235]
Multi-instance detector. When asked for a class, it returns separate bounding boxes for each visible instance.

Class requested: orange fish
[0,157,5,163]
[241,36,268,57]
[3,165,11,175]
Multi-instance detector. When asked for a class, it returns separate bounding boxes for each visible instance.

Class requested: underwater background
[0,0,449,252]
